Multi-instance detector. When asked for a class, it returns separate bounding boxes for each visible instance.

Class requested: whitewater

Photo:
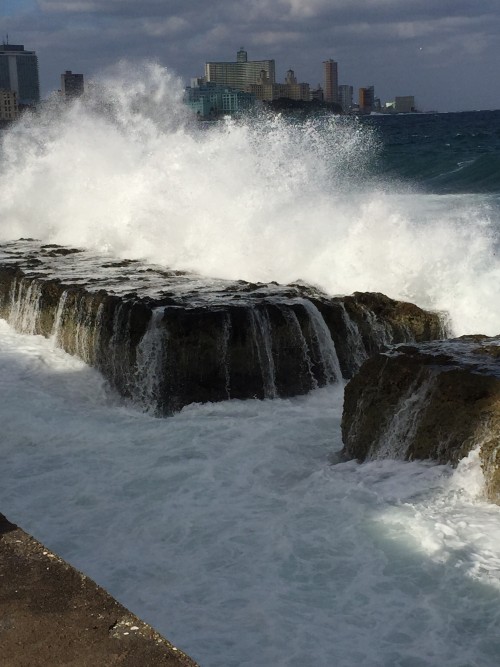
[1,64,500,666]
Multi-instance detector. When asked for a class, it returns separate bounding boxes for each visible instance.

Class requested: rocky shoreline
[341,335,500,504]
[0,239,447,414]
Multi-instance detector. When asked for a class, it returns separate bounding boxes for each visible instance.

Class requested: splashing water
[2,63,500,667]
[1,63,500,335]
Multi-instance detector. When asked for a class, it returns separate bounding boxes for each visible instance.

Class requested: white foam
[1,321,500,666]
[1,64,499,335]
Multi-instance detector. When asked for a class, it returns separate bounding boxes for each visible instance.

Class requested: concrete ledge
[0,513,199,667]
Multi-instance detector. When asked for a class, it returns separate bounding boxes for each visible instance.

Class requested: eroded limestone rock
[341,336,500,503]
[0,239,447,415]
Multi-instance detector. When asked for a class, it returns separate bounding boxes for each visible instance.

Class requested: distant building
[394,95,416,113]
[190,76,206,88]
[0,88,18,121]
[0,42,40,106]
[338,85,353,113]
[245,68,310,102]
[205,48,275,90]
[310,85,324,102]
[61,70,84,98]
[323,59,338,104]
[184,82,255,118]
[359,86,375,114]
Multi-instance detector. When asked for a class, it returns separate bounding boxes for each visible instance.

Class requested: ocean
[1,65,500,666]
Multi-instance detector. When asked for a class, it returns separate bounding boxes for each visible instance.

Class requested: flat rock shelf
[0,239,447,415]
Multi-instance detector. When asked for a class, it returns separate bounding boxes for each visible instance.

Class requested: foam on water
[1,320,500,667]
[2,65,500,667]
[1,63,500,335]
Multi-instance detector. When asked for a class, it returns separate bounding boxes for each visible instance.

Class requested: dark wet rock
[41,244,81,256]
[0,239,447,415]
[0,513,199,667]
[341,336,500,504]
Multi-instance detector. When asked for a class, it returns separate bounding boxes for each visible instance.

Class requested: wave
[1,63,500,336]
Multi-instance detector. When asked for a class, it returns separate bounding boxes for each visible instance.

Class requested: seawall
[0,512,199,667]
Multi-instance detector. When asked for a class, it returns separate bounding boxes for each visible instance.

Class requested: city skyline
[2,0,500,112]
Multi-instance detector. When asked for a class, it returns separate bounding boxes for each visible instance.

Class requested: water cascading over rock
[341,337,500,503]
[0,240,448,415]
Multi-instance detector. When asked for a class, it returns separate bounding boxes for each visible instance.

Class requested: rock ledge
[341,336,500,503]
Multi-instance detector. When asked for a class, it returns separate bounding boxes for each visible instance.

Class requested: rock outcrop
[0,239,447,415]
[341,336,500,503]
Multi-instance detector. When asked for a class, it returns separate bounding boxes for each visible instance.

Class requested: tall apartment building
[0,89,18,121]
[338,85,353,113]
[323,59,338,104]
[205,48,275,90]
[359,86,375,114]
[0,42,40,106]
[61,70,84,98]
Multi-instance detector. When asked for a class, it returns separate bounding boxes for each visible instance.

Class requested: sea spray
[1,64,500,337]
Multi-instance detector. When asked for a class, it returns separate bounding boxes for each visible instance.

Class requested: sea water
[1,64,500,666]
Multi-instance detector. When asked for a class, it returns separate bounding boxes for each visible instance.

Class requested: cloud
[2,0,498,110]
[140,16,189,38]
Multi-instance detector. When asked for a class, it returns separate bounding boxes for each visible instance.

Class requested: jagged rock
[0,239,447,415]
[341,336,500,503]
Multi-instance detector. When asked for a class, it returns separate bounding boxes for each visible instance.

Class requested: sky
[1,0,499,112]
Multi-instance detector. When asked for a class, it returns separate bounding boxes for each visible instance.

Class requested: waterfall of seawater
[8,278,42,335]
[368,373,437,460]
[338,303,368,370]
[249,306,278,399]
[298,299,342,384]
[133,307,168,412]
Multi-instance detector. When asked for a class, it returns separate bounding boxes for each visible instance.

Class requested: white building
[205,48,276,90]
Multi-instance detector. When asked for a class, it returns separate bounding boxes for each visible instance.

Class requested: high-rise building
[338,85,353,113]
[323,59,338,104]
[0,42,40,106]
[359,86,375,114]
[205,48,275,90]
[61,70,84,98]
